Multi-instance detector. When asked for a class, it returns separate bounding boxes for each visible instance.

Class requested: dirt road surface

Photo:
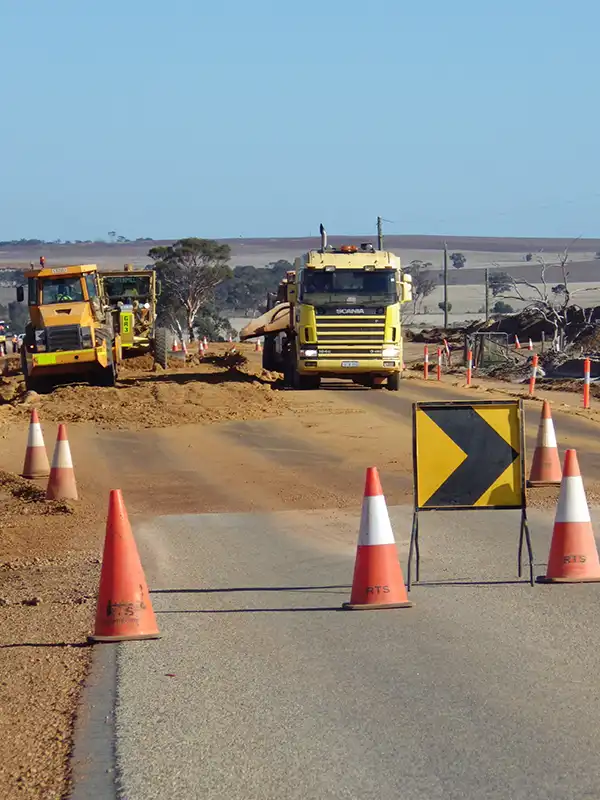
[3,344,600,797]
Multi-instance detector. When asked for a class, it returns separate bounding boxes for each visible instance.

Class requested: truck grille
[315,316,386,358]
[46,325,82,352]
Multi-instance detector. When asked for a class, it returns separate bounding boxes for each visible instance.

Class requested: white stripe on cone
[537,418,558,449]
[555,476,591,524]
[27,421,45,448]
[53,439,73,469]
[358,495,396,546]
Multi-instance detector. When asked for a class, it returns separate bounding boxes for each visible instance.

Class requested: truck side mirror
[286,284,297,303]
[401,274,413,303]
[16,286,24,303]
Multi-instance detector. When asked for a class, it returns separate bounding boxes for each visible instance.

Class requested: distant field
[1,235,598,329]
[1,234,599,271]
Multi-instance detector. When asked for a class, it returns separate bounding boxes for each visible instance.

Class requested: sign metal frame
[408,399,533,587]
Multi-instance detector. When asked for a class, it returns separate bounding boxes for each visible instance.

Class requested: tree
[405,260,436,313]
[492,300,514,314]
[216,260,292,314]
[489,271,512,297]
[149,238,232,341]
[194,301,237,342]
[492,241,599,348]
[438,300,452,313]
[525,253,533,262]
[450,252,467,269]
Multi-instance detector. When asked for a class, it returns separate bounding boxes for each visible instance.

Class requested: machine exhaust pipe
[319,223,327,252]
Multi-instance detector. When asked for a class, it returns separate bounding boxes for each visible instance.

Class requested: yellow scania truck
[240,225,412,390]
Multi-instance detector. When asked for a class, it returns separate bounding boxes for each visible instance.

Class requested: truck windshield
[40,277,85,304]
[103,276,151,301]
[301,270,397,303]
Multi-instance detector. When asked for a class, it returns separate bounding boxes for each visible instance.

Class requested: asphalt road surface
[72,502,600,800]
[69,378,600,799]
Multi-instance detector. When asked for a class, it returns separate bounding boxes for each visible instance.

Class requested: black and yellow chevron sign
[413,400,523,510]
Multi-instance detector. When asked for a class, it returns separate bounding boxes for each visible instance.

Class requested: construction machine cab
[16,263,121,390]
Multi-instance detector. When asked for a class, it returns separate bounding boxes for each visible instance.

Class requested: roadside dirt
[0,347,290,431]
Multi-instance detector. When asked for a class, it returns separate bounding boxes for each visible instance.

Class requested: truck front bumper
[298,358,400,377]
[28,347,109,375]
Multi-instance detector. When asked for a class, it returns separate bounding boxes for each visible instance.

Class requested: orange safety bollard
[436,347,442,381]
[423,346,429,380]
[466,349,473,386]
[529,354,539,397]
[584,358,591,409]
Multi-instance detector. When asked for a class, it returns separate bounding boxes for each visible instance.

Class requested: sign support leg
[407,512,419,590]
[517,509,534,586]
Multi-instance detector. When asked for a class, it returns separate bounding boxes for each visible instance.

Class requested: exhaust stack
[319,223,327,252]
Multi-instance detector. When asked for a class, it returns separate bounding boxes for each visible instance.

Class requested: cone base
[536,575,600,584]
[342,601,414,610]
[88,633,161,643]
[527,480,561,487]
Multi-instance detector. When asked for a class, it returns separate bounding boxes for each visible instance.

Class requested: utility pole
[484,268,490,322]
[443,242,449,328]
[377,216,383,250]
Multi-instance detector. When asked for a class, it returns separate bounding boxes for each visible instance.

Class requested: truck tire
[154,327,168,369]
[387,372,401,391]
[291,365,321,390]
[262,335,278,372]
[96,342,118,387]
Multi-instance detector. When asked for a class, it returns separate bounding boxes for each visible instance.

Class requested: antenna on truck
[319,223,327,253]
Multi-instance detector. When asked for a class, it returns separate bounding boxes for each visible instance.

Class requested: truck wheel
[387,372,401,391]
[262,336,278,372]
[154,327,168,369]
[97,362,117,387]
[96,343,118,387]
[293,368,321,390]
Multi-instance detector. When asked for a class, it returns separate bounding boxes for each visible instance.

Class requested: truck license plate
[341,360,359,367]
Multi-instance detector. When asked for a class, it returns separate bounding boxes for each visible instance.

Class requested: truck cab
[286,242,412,389]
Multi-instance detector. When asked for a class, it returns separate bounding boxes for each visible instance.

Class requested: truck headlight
[34,329,47,352]
[81,326,93,348]
[382,346,401,357]
[300,348,318,358]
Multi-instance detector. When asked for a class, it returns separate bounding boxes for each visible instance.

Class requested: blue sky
[0,0,598,240]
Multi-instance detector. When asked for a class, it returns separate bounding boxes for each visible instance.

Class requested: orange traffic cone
[171,341,179,352]
[22,408,50,478]
[46,424,78,500]
[528,401,562,486]
[537,449,600,583]
[89,490,160,642]
[198,340,204,354]
[528,338,534,351]
[343,468,413,610]
[254,340,262,353]
[515,335,521,349]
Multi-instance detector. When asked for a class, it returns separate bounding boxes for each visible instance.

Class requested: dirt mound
[6,359,288,431]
